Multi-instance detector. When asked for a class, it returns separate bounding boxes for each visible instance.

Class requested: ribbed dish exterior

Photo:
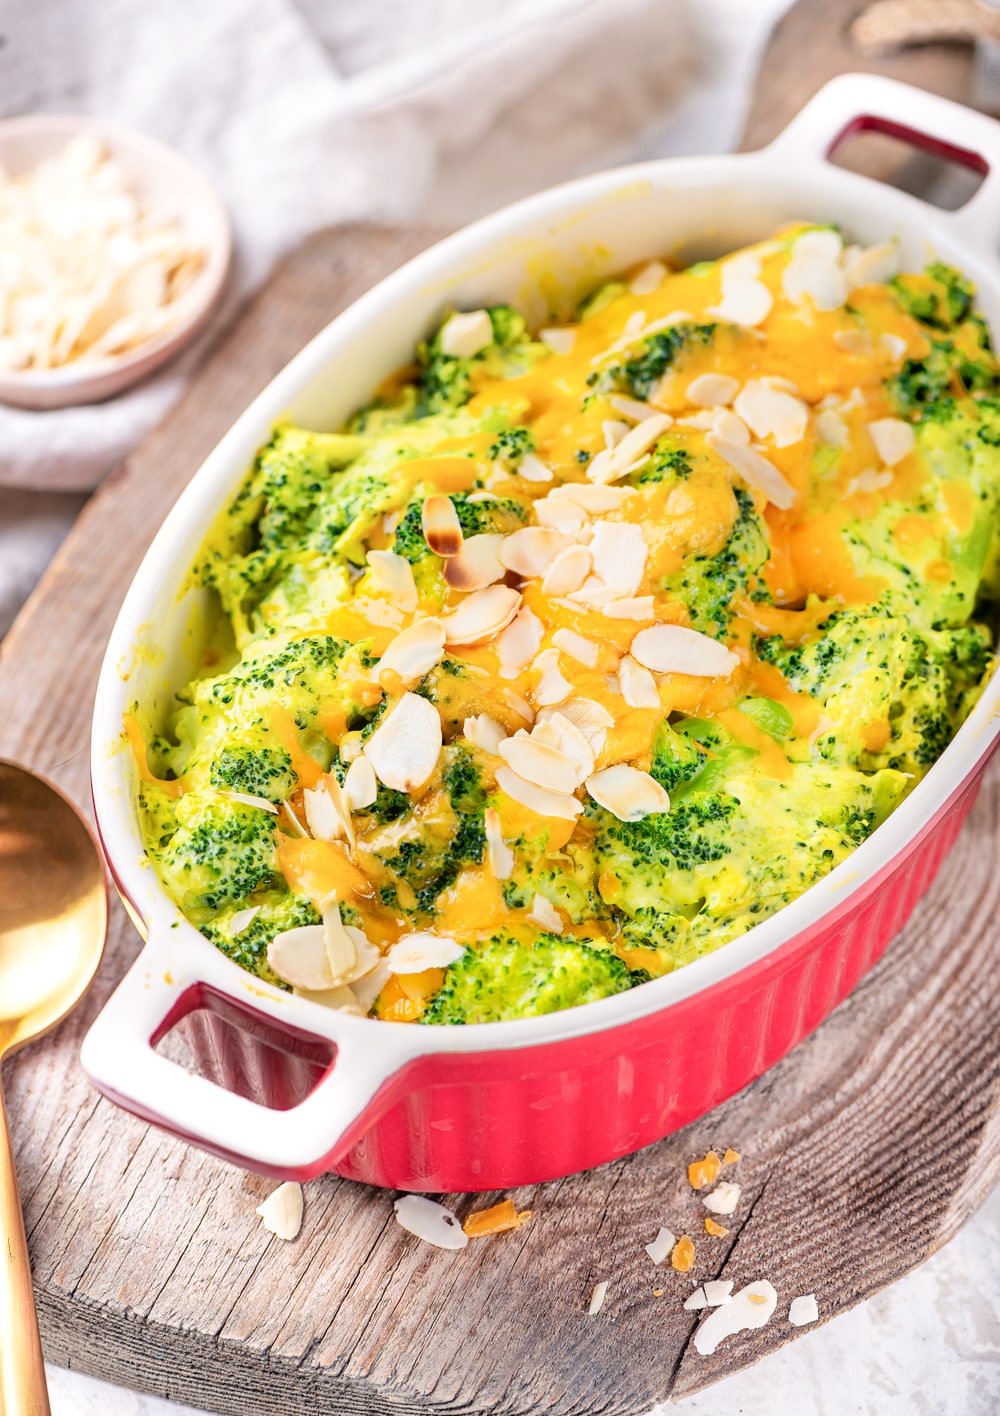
[172,769,983,1191]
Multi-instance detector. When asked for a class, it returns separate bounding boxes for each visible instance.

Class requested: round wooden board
[0,219,998,1416]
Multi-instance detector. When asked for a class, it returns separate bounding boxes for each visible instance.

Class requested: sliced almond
[609,394,659,423]
[303,777,350,845]
[495,764,582,820]
[499,527,575,578]
[498,731,583,793]
[351,957,393,1013]
[519,453,554,483]
[693,1280,777,1356]
[534,496,591,532]
[782,255,847,312]
[378,617,445,683]
[589,521,647,595]
[844,240,898,288]
[386,932,465,972]
[868,416,915,466]
[603,596,654,620]
[631,623,739,677]
[533,713,596,779]
[484,806,514,878]
[256,1182,303,1241]
[366,550,418,614]
[832,327,873,356]
[320,900,362,984]
[292,982,364,1015]
[394,1194,469,1250]
[585,764,670,821]
[556,483,630,512]
[363,692,442,792]
[708,277,772,327]
[542,698,613,752]
[227,906,261,935]
[422,494,463,557]
[532,647,573,706]
[464,714,507,754]
[497,606,544,677]
[733,379,809,448]
[528,893,564,932]
[552,627,599,667]
[684,1287,709,1312]
[881,331,907,360]
[705,433,796,510]
[216,790,278,814]
[703,1181,742,1215]
[788,1294,819,1327]
[845,467,893,495]
[443,533,507,591]
[267,925,338,991]
[704,1280,734,1307]
[441,585,522,645]
[439,308,493,358]
[645,1226,676,1266]
[344,754,378,810]
[629,260,666,295]
[543,544,593,597]
[815,409,849,449]
[603,418,630,449]
[540,326,576,354]
[588,1281,609,1316]
[591,413,672,485]
[687,373,739,407]
[619,654,660,708]
[794,228,843,262]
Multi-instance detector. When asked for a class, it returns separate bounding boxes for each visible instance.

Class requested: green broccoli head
[198,635,349,716]
[487,426,536,467]
[209,744,296,802]
[660,486,770,634]
[417,305,547,414]
[391,490,528,565]
[890,262,975,331]
[421,933,635,1024]
[202,890,321,988]
[886,261,1000,415]
[149,793,279,921]
[637,444,693,486]
[589,322,717,400]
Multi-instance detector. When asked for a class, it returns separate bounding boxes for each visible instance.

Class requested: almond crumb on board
[789,1293,819,1326]
[653,1288,664,1297]
[688,1151,721,1190]
[705,1218,729,1237]
[462,1199,532,1237]
[723,1148,741,1165]
[671,1235,695,1272]
[255,1182,304,1242]
[588,1281,609,1315]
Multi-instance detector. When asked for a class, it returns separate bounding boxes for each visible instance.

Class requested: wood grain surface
[1,12,999,1413]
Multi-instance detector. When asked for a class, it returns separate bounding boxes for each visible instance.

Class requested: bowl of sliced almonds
[0,113,230,410]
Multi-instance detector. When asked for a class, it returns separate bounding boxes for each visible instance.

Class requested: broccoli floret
[202,635,349,712]
[391,490,527,565]
[149,794,279,920]
[202,891,320,987]
[421,934,635,1024]
[887,263,1000,415]
[638,443,693,486]
[650,718,705,792]
[487,426,536,466]
[590,322,717,400]
[417,305,545,414]
[209,744,295,802]
[660,486,770,633]
[890,262,975,331]
[575,279,628,321]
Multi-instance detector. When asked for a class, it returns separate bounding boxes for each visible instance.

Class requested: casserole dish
[84,74,1000,1191]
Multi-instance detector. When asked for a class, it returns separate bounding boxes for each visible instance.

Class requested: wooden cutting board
[2,10,999,1413]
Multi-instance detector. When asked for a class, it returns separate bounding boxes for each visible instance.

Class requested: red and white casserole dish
[84,75,1000,1192]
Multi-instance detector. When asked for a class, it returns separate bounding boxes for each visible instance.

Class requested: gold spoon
[0,761,107,1416]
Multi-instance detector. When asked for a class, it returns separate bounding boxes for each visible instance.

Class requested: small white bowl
[0,114,231,411]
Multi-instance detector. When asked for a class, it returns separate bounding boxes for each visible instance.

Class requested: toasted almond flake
[733,379,809,448]
[552,626,599,667]
[588,1281,609,1315]
[868,416,915,466]
[589,520,648,595]
[344,754,378,810]
[378,617,445,683]
[603,596,655,621]
[795,228,843,261]
[631,623,739,677]
[499,729,583,793]
[256,1182,303,1241]
[645,1226,676,1266]
[610,394,659,423]
[279,800,309,838]
[706,433,796,510]
[723,1148,741,1165]
[387,932,465,973]
[439,308,493,359]
[845,467,893,496]
[495,764,582,819]
[694,1280,777,1355]
[227,906,261,935]
[319,899,362,983]
[881,331,907,360]
[533,496,590,531]
[533,714,595,778]
[503,688,534,724]
[603,418,630,449]
[567,576,620,609]
[592,412,672,484]
[303,778,350,845]
[703,1181,742,1216]
[394,1194,469,1249]
[292,982,364,1015]
[684,1287,708,1311]
[500,527,575,578]
[586,764,669,821]
[216,789,278,814]
[465,714,507,754]
[543,544,593,598]
[557,482,630,513]
[366,550,418,613]
[463,1199,531,1237]
[497,606,544,678]
[542,697,613,752]
[618,654,660,708]
[705,1218,729,1237]
[708,277,772,327]
[789,1294,819,1327]
[704,1280,734,1307]
[363,691,442,792]
[540,326,576,354]
[519,452,554,483]
[630,260,666,295]
[351,957,393,1014]
[532,647,573,707]
[443,533,507,591]
[267,925,339,991]
[782,255,847,312]
[815,409,849,449]
[710,407,750,445]
[677,410,716,431]
[832,327,873,356]
[422,494,463,557]
[688,1151,722,1190]
[528,893,564,932]
[484,806,514,879]
[844,240,898,288]
[441,585,522,646]
[671,1235,695,1272]
[687,372,739,407]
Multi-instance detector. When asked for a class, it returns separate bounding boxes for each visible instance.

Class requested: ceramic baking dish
[83,74,1000,1191]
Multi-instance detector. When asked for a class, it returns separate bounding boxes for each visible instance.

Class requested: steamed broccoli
[391,490,527,565]
[589,322,717,400]
[209,744,296,802]
[417,305,547,414]
[488,426,535,466]
[200,635,349,714]
[886,262,1000,415]
[890,262,976,331]
[660,487,770,633]
[148,793,279,921]
[422,934,635,1024]
[202,890,321,986]
[638,444,693,486]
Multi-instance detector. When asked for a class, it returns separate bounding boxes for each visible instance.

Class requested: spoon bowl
[0,760,107,1415]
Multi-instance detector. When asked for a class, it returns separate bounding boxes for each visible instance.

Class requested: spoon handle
[0,1083,50,1416]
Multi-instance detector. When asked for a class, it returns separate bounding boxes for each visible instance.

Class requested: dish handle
[80,927,421,1179]
[765,72,1000,251]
